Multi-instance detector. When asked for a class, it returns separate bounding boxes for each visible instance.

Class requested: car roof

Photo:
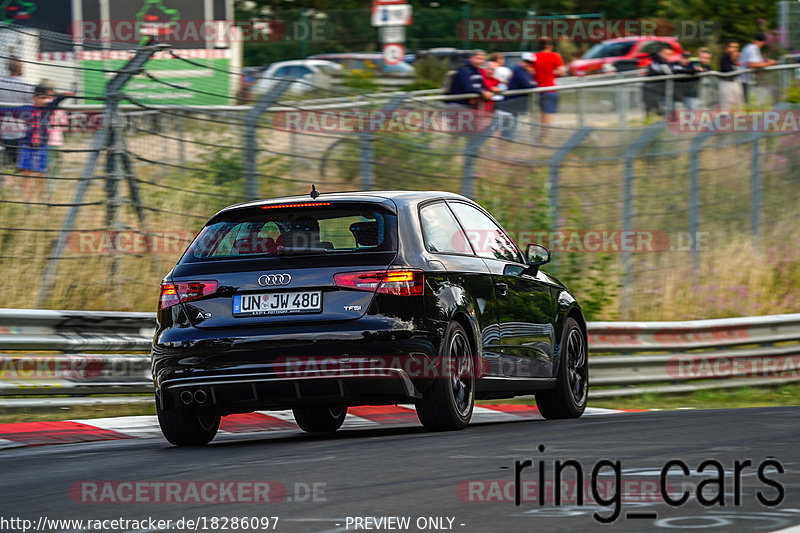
[267,59,339,68]
[220,190,473,214]
[310,53,382,59]
[602,36,678,43]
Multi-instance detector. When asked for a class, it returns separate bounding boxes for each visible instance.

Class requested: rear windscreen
[181,205,397,262]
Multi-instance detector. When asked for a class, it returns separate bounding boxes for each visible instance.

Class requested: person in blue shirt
[499,52,537,115]
[1,83,73,200]
[447,50,493,108]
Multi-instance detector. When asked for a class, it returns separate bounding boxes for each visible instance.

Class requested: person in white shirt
[488,53,512,91]
[0,57,33,175]
[739,33,776,103]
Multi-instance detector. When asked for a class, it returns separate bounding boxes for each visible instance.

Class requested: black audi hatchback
[152,191,588,445]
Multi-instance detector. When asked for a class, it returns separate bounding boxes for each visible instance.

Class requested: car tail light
[159,283,179,310]
[159,281,218,310]
[334,270,424,296]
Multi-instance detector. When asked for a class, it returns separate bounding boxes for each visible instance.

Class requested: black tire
[156,394,220,446]
[535,317,588,419]
[292,405,347,433]
[416,321,475,431]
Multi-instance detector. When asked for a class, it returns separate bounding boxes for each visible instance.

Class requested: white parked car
[251,59,342,95]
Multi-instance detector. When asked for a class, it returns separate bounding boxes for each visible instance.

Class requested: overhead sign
[371,2,412,27]
[382,43,405,65]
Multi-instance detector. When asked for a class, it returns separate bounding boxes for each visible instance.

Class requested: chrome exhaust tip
[193,389,208,404]
[179,390,194,405]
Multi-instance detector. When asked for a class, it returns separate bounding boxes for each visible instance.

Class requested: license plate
[233,291,322,316]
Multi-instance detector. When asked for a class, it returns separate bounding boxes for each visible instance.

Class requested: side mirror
[525,243,551,266]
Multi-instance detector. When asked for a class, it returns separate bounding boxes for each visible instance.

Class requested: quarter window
[419,202,473,255]
[448,202,523,263]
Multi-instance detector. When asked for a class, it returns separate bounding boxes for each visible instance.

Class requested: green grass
[484,382,800,411]
[0,402,156,424]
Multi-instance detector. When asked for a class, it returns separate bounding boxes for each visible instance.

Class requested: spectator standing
[235,71,254,104]
[533,38,566,127]
[693,48,713,107]
[447,50,493,108]
[0,57,33,176]
[480,60,501,113]
[739,33,777,103]
[41,80,68,178]
[719,41,744,109]
[671,51,704,110]
[482,60,514,139]
[488,53,512,91]
[643,45,674,117]
[499,52,536,115]
[10,84,73,201]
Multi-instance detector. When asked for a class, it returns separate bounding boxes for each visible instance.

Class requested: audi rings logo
[258,273,292,287]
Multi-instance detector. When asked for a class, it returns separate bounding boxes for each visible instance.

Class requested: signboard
[371,2,411,27]
[382,43,404,66]
[80,49,232,105]
[378,25,405,43]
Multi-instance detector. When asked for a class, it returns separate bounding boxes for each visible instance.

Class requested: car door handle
[495,282,509,296]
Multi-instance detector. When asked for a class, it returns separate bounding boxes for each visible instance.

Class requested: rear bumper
[157,366,422,414]
[152,317,443,413]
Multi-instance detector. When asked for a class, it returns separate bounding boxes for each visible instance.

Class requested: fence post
[243,80,291,201]
[615,71,625,127]
[36,43,167,308]
[620,122,667,316]
[461,110,497,198]
[177,110,186,169]
[577,88,585,127]
[665,78,674,116]
[360,94,408,190]
[688,131,715,272]
[548,127,593,230]
[750,130,763,240]
[359,131,374,190]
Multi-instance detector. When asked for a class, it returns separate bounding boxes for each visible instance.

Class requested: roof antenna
[310,184,320,199]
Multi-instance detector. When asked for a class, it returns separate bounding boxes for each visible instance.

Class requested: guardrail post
[548,127,593,230]
[688,131,715,272]
[621,122,667,316]
[36,43,167,308]
[577,88,585,126]
[243,80,291,201]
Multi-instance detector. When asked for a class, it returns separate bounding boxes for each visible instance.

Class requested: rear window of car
[181,204,397,262]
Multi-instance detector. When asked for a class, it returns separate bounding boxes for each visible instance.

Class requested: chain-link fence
[0,24,798,321]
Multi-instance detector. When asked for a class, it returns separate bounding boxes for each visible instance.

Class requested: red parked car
[567,37,683,76]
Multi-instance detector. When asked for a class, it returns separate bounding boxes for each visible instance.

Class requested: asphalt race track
[0,407,798,533]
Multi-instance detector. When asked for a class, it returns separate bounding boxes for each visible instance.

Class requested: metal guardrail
[1,309,798,404]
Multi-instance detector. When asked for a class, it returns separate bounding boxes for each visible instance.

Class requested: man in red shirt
[534,38,566,128]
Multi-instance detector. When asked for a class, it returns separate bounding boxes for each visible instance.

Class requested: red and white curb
[0,405,643,449]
